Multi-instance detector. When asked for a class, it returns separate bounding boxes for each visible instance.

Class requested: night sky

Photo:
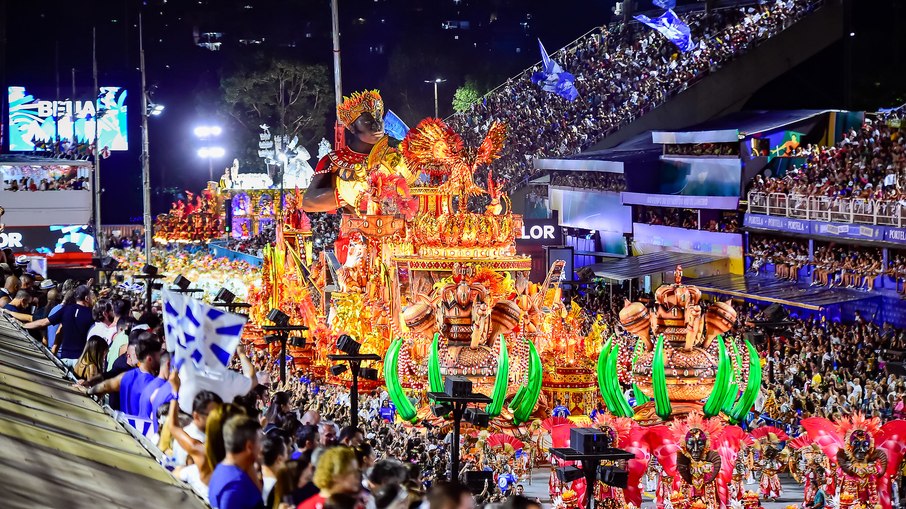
[1,0,904,223]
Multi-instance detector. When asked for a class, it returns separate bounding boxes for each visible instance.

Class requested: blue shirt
[46,303,63,349]
[552,405,571,417]
[119,368,156,416]
[209,464,263,509]
[137,377,168,420]
[379,406,395,421]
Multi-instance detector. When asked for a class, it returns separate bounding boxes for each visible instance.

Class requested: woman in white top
[261,433,287,504]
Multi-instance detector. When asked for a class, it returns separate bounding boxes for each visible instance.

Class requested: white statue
[317,138,332,159]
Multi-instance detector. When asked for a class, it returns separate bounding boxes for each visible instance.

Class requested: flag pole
[330,0,344,148]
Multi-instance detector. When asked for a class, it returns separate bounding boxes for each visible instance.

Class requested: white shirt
[173,422,206,466]
[178,464,209,503]
[178,364,252,413]
[262,475,277,504]
[87,321,118,345]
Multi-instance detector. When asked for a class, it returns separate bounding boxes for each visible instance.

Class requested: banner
[620,192,740,210]
[744,213,906,244]
[162,290,247,373]
[530,40,578,101]
[633,9,694,53]
[383,110,409,140]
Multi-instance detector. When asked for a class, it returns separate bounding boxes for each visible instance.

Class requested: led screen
[550,187,632,233]
[8,86,128,151]
[655,156,741,197]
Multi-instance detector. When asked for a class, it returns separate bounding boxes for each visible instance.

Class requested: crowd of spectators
[704,215,739,233]
[3,174,91,191]
[548,171,626,191]
[748,109,906,218]
[450,0,819,190]
[10,251,906,507]
[664,142,739,157]
[746,235,810,280]
[226,222,277,259]
[637,206,699,229]
[754,313,906,430]
[224,213,341,259]
[746,237,892,291]
[105,230,146,251]
[811,243,884,290]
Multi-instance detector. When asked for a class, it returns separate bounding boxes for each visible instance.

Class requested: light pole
[139,12,152,266]
[424,78,446,118]
[194,125,223,182]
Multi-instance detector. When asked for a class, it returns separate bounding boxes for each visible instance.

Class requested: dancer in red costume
[802,413,906,509]
[647,412,747,509]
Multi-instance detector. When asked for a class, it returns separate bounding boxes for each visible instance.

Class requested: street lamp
[194,124,223,182]
[424,78,446,118]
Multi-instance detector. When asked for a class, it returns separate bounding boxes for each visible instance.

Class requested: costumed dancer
[803,413,906,509]
[730,443,753,503]
[751,426,789,501]
[648,413,747,509]
[788,437,832,508]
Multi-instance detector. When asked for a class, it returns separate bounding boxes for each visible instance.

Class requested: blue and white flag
[383,109,410,140]
[652,0,676,8]
[634,9,694,53]
[162,290,247,373]
[530,39,578,101]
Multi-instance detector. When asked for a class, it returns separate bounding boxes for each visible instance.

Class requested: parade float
[602,266,761,424]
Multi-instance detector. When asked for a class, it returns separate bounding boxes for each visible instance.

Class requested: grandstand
[0,314,207,509]
[526,106,906,326]
[450,0,844,192]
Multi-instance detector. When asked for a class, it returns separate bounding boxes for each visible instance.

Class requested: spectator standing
[208,415,265,509]
[25,284,94,365]
[297,446,361,509]
[87,298,118,345]
[87,331,162,415]
[72,335,109,381]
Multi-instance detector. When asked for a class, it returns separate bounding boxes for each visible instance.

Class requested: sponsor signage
[744,213,906,244]
[620,192,740,210]
[1,225,95,254]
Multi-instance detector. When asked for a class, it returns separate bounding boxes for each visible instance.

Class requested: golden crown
[337,90,384,127]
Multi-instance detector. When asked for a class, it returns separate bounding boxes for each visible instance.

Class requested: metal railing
[748,192,905,227]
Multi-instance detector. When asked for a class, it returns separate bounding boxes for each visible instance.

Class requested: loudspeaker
[464,407,489,428]
[570,427,613,454]
[336,334,361,355]
[556,466,584,483]
[464,470,494,494]
[598,466,628,488]
[444,375,472,397]
[763,303,790,323]
[173,275,191,290]
[745,331,765,344]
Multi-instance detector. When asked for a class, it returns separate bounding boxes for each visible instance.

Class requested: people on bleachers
[748,108,906,218]
[746,235,809,281]
[450,0,819,191]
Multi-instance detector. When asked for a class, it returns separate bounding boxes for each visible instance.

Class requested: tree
[452,80,483,112]
[222,59,331,166]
